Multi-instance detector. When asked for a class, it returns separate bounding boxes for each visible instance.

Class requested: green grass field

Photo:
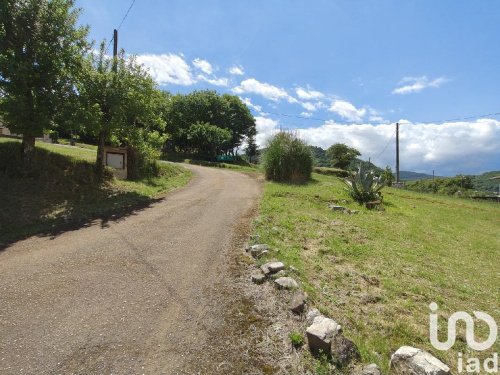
[0,138,192,247]
[253,173,499,373]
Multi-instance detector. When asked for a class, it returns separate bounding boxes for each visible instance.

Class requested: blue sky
[76,0,500,175]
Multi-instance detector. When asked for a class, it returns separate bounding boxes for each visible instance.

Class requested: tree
[186,122,231,157]
[245,134,257,163]
[77,43,166,178]
[326,143,361,170]
[163,90,256,154]
[381,166,395,186]
[0,0,89,166]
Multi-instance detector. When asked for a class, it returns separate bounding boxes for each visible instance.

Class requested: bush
[313,167,350,178]
[288,331,305,348]
[262,132,313,183]
[343,164,386,205]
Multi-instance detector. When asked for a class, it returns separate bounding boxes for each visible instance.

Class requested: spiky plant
[343,163,386,205]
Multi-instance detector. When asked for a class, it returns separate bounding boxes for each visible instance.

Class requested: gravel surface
[0,165,262,375]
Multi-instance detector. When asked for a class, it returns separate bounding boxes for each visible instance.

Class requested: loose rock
[248,244,269,259]
[260,261,285,276]
[361,364,381,375]
[331,334,361,367]
[306,315,342,355]
[329,204,346,211]
[306,308,322,325]
[251,272,266,284]
[290,291,307,314]
[274,277,299,290]
[390,346,451,375]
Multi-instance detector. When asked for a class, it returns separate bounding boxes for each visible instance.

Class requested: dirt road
[0,165,262,374]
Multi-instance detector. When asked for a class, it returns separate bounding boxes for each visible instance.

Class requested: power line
[104,0,137,53]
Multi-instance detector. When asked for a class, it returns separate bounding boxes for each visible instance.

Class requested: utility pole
[396,122,400,183]
[113,29,118,71]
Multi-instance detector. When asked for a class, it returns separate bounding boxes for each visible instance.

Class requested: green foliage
[245,134,258,163]
[262,132,313,183]
[406,175,474,195]
[344,164,386,204]
[288,331,305,347]
[313,167,350,178]
[309,145,330,167]
[0,0,89,161]
[163,90,256,154]
[381,166,395,186]
[186,121,232,157]
[76,43,167,178]
[472,171,500,193]
[326,143,361,170]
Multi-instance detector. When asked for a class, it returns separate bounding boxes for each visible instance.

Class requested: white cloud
[229,65,245,75]
[197,75,229,87]
[255,116,279,146]
[241,97,263,114]
[282,118,500,175]
[300,112,313,118]
[329,100,366,122]
[232,78,297,103]
[136,53,195,86]
[392,76,448,95]
[301,102,317,112]
[192,58,213,75]
[295,87,324,100]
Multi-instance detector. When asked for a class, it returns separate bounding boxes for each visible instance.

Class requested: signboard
[106,152,125,169]
[103,146,127,179]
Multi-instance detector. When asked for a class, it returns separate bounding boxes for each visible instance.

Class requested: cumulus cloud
[233,78,297,103]
[136,53,195,86]
[192,58,213,75]
[197,75,229,87]
[241,97,263,114]
[392,76,448,95]
[255,116,279,146]
[329,100,366,122]
[229,65,245,75]
[254,117,500,175]
[295,87,325,100]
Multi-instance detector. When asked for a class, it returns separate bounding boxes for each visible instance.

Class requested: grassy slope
[253,173,499,372]
[0,138,192,246]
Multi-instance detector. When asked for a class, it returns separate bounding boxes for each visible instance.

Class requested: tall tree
[326,143,361,170]
[0,0,88,166]
[77,43,166,178]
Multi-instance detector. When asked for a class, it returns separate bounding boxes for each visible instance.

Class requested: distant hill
[472,171,500,194]
[398,171,436,181]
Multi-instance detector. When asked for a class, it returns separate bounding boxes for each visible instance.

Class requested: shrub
[343,164,386,205]
[288,331,305,347]
[262,132,313,183]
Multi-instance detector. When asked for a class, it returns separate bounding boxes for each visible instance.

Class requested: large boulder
[390,346,451,375]
[306,315,342,355]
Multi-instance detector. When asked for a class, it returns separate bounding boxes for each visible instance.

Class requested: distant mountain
[398,171,436,181]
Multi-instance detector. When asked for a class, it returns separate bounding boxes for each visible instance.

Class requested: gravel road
[0,165,262,375]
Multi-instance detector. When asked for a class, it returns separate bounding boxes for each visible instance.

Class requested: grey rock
[249,244,269,259]
[260,261,285,276]
[251,272,266,284]
[306,315,342,355]
[290,291,307,314]
[306,308,322,325]
[274,277,299,290]
[331,334,361,367]
[329,204,346,211]
[390,346,451,375]
[250,234,261,243]
[361,364,381,375]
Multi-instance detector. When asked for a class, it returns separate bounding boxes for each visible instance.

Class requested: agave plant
[343,164,386,205]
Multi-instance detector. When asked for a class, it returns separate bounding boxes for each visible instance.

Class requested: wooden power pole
[396,122,400,183]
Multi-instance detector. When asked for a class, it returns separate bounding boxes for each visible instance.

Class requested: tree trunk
[21,134,36,169]
[95,130,106,176]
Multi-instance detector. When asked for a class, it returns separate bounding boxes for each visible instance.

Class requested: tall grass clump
[263,132,313,183]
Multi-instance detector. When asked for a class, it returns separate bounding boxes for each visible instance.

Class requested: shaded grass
[163,152,259,174]
[253,173,500,372]
[0,138,192,248]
